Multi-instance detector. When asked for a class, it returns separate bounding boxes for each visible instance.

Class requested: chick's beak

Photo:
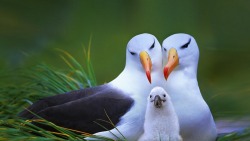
[140,51,152,83]
[163,48,179,80]
[154,95,162,108]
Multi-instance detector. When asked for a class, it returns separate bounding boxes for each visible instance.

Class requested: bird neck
[178,63,198,78]
[110,68,150,95]
[147,102,174,117]
[110,67,163,97]
[165,65,202,98]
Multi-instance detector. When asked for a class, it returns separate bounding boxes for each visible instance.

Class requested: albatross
[162,33,217,141]
[19,33,163,140]
[139,87,182,141]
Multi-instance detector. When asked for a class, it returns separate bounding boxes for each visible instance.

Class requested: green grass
[0,47,250,140]
[0,47,120,140]
[217,128,250,141]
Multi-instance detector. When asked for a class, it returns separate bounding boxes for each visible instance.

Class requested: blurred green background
[0,0,250,118]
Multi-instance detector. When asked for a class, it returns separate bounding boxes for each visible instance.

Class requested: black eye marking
[149,40,155,50]
[150,95,152,98]
[163,48,167,52]
[181,38,191,49]
[130,51,136,55]
[163,94,166,97]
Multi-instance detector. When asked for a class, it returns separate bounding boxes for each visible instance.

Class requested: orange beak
[163,48,179,80]
[140,51,152,83]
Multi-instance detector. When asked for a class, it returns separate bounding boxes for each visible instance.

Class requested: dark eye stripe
[149,40,155,50]
[130,51,136,55]
[181,38,191,49]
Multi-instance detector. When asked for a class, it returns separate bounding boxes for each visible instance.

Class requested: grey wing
[33,91,134,133]
[19,84,110,119]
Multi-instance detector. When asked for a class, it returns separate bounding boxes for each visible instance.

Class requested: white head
[162,33,199,80]
[148,87,170,109]
[125,33,162,83]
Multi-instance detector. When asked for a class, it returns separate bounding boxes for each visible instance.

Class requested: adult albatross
[19,33,163,140]
[162,33,217,141]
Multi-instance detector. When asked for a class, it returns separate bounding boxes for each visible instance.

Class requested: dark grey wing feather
[19,84,134,133]
[34,91,134,133]
[19,84,110,119]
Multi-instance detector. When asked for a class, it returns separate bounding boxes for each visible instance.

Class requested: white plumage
[90,33,164,140]
[139,87,182,141]
[162,33,217,141]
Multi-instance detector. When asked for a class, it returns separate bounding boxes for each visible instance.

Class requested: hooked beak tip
[146,71,151,83]
[163,67,169,80]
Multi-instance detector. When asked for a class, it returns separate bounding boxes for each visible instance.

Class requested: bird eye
[130,51,136,55]
[163,48,167,52]
[181,38,191,49]
[150,95,152,98]
[163,94,166,97]
[149,40,155,50]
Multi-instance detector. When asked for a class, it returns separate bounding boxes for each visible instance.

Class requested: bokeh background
[1,0,250,119]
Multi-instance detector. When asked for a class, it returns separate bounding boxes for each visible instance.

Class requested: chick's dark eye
[149,40,155,50]
[150,95,152,98]
[181,38,191,49]
[163,94,166,97]
[130,51,136,55]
